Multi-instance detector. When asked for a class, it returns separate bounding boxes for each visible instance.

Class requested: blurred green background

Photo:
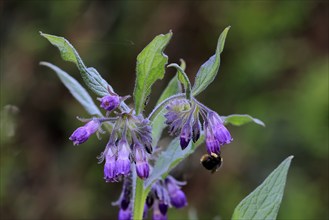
[1,1,328,219]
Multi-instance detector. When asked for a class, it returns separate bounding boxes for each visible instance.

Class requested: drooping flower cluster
[146,176,187,220]
[113,175,187,220]
[101,113,152,182]
[165,98,232,155]
[69,92,152,182]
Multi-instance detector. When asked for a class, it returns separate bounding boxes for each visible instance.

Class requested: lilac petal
[116,158,131,176]
[214,124,232,145]
[99,95,120,111]
[118,208,131,220]
[165,176,188,208]
[170,189,187,208]
[85,119,100,134]
[116,139,131,176]
[104,148,117,182]
[158,202,168,215]
[136,161,150,179]
[69,127,89,145]
[192,120,201,143]
[180,123,192,149]
[206,137,220,154]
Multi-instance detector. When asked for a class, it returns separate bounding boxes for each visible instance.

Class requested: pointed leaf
[40,62,102,116]
[40,32,112,97]
[192,27,230,96]
[222,114,265,127]
[134,31,172,114]
[145,135,204,188]
[232,156,294,220]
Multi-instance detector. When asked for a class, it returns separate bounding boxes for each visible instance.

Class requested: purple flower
[192,119,201,143]
[208,111,232,145]
[118,208,131,220]
[99,94,120,111]
[69,119,100,145]
[205,125,220,154]
[165,99,191,136]
[116,139,131,176]
[134,145,150,179]
[165,177,187,208]
[152,201,168,220]
[180,123,192,150]
[205,111,232,154]
[104,146,117,182]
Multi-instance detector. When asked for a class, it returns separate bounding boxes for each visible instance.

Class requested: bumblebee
[200,152,223,173]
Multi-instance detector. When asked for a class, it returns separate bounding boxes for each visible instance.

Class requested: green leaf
[40,32,112,97]
[134,31,173,114]
[40,62,102,116]
[151,75,181,146]
[192,26,230,96]
[145,135,204,188]
[222,114,265,127]
[167,63,191,100]
[232,156,294,220]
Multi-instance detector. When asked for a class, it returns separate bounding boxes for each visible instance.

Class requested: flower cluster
[147,176,187,220]
[113,175,187,220]
[165,98,232,155]
[69,93,152,182]
[102,113,152,182]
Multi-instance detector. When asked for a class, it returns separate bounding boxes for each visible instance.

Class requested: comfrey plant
[40,27,293,220]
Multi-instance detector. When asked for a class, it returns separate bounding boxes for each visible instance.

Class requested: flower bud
[69,119,100,145]
[180,123,192,150]
[99,94,120,111]
[192,119,201,143]
[134,146,150,179]
[104,147,117,182]
[165,177,187,209]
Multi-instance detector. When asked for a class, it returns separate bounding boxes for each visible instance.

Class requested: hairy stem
[148,93,185,121]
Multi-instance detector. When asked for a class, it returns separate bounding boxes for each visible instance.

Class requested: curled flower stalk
[164,96,233,156]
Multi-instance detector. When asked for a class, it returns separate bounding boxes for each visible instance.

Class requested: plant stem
[133,178,149,220]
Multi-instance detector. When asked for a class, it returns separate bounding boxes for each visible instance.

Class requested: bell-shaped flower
[69,119,100,145]
[134,144,150,179]
[116,139,131,176]
[104,146,117,182]
[165,176,187,208]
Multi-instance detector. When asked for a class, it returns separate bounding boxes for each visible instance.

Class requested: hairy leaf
[232,156,293,220]
[40,62,102,116]
[40,32,112,97]
[192,27,230,96]
[134,31,172,114]
[222,114,265,127]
